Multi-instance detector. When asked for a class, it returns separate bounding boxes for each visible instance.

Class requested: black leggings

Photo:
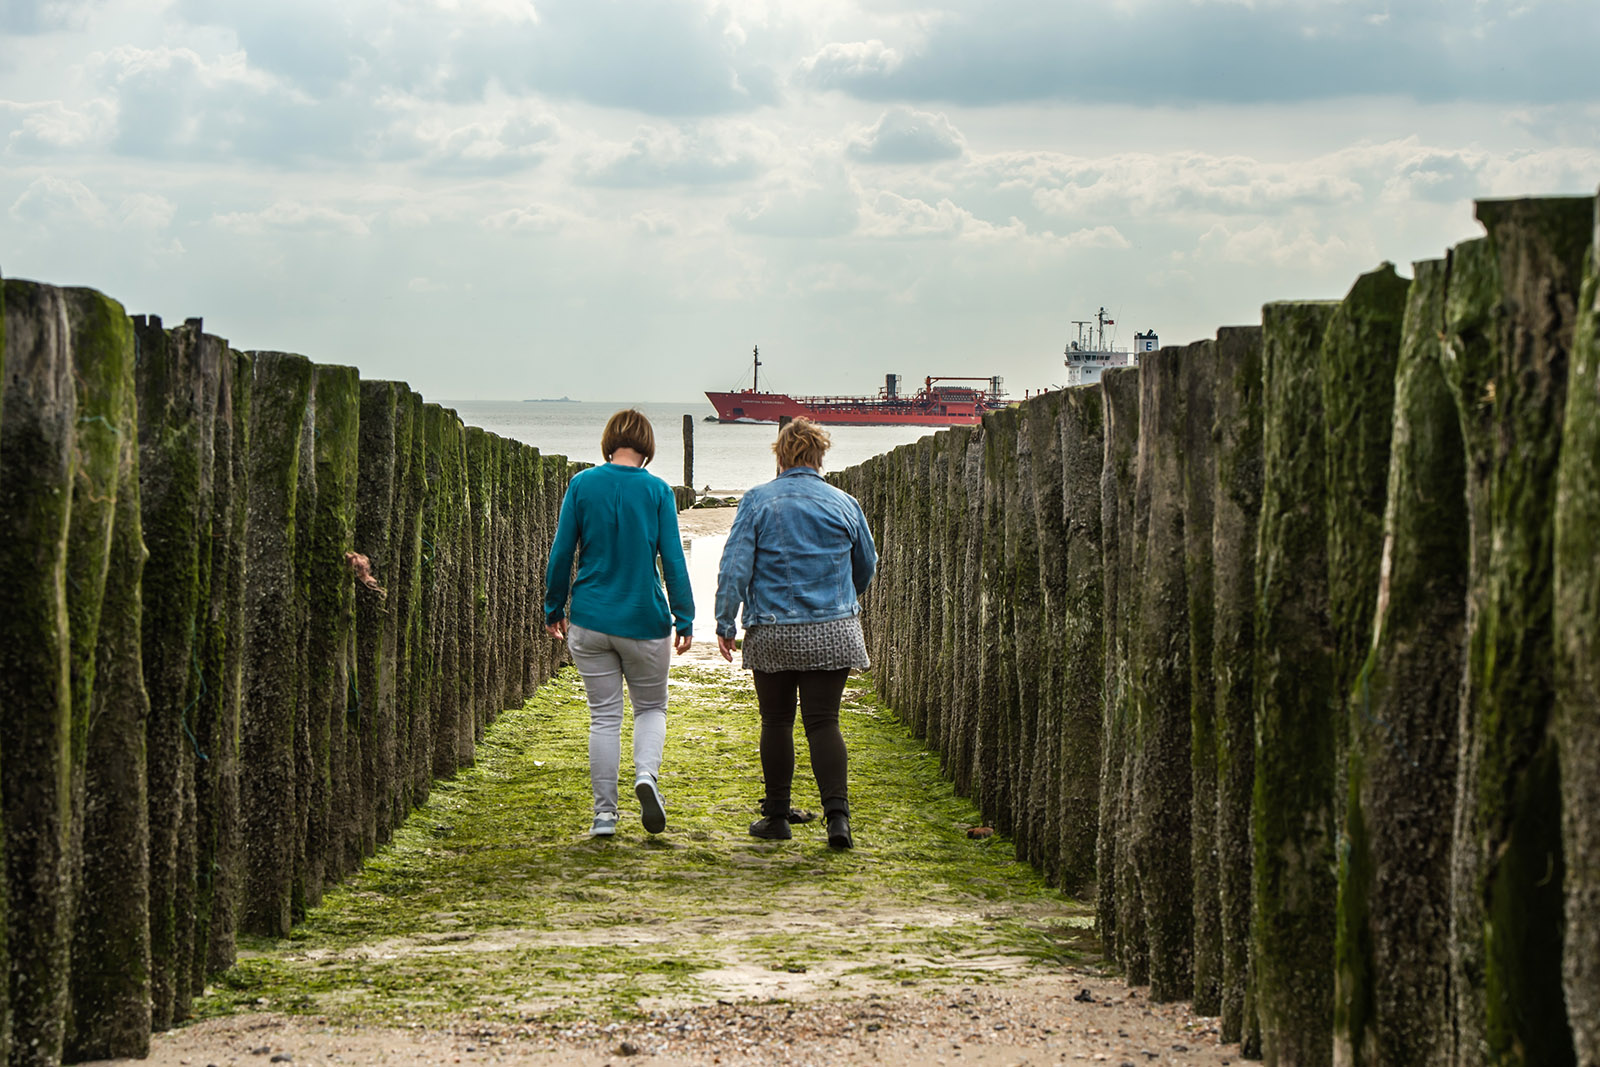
[751,668,851,818]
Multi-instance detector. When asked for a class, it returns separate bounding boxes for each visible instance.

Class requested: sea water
[448,399,941,494]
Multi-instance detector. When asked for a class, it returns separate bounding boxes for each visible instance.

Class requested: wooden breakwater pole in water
[0,280,599,1064]
[831,190,1600,1066]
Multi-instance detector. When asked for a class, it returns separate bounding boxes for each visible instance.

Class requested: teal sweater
[544,463,693,640]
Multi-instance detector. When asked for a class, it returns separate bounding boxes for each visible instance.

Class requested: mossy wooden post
[191,336,243,998]
[59,287,141,1061]
[240,351,315,937]
[68,316,152,1060]
[290,369,319,921]
[977,409,1018,833]
[356,380,401,865]
[172,323,223,1021]
[1441,234,1498,1066]
[1320,263,1409,1064]
[306,365,357,899]
[911,438,937,738]
[206,350,251,976]
[464,428,493,738]
[402,392,433,806]
[1097,366,1143,979]
[935,429,966,769]
[0,274,8,1067]
[919,434,948,750]
[1057,386,1104,896]
[449,417,477,767]
[1253,300,1338,1067]
[1331,259,1464,1067]
[426,406,466,778]
[1180,339,1220,1015]
[1002,409,1042,862]
[1554,191,1600,1067]
[1130,346,1193,1003]
[1020,396,1063,882]
[1464,196,1588,1067]
[134,315,206,1031]
[0,280,76,1067]
[1211,325,1264,1048]
[1320,269,1408,1036]
[386,389,422,831]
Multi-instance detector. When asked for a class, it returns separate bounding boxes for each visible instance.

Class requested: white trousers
[566,623,670,815]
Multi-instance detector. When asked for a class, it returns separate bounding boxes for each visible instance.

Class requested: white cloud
[10,174,109,225]
[3,98,115,153]
[212,201,372,236]
[846,106,964,164]
[798,39,903,87]
[1194,220,1357,270]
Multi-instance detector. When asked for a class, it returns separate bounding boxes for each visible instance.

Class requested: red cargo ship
[705,347,1010,426]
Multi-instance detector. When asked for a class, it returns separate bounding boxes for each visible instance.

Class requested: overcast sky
[2,0,1596,403]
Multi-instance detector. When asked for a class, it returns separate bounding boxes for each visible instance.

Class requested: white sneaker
[635,776,666,834]
[590,812,618,837]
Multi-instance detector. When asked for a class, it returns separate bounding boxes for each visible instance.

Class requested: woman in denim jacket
[545,409,694,838]
[714,417,877,849]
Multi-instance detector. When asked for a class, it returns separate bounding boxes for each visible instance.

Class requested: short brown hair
[773,417,830,471]
[601,408,655,464]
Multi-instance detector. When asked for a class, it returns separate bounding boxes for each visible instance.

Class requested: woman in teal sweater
[544,410,694,837]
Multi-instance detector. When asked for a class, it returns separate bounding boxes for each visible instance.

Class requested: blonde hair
[773,417,830,471]
[601,408,655,464]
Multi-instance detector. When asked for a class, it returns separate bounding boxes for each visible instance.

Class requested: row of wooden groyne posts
[0,282,610,1064]
[0,189,1594,1067]
[830,192,1600,1066]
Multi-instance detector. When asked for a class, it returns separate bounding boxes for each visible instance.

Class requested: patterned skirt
[741,616,871,673]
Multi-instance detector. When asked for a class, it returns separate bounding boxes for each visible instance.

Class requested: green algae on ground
[193,663,1088,1024]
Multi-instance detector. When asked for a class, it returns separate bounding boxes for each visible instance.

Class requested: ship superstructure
[1063,307,1158,387]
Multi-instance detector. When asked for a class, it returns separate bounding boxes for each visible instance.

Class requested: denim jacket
[714,467,877,639]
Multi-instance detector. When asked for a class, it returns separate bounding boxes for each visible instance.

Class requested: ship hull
[705,390,991,427]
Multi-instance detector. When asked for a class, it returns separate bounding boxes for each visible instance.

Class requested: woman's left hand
[674,631,693,655]
[545,620,568,640]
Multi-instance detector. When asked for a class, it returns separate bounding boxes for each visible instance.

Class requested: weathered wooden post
[1555,188,1600,1067]
[1097,365,1143,981]
[683,414,694,492]
[1253,299,1338,1066]
[61,286,143,1062]
[1210,325,1263,1049]
[1453,196,1588,1067]
[240,351,315,938]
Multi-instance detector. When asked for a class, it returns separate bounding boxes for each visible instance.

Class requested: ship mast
[753,345,761,393]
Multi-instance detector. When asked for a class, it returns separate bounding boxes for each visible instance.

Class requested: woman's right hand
[717,634,736,662]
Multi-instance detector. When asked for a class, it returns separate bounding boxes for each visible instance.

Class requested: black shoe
[827,813,853,850]
[754,803,816,824]
[749,816,792,840]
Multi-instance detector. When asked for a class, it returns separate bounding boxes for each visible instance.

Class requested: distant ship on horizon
[1063,307,1158,388]
[704,346,1010,427]
[522,396,577,403]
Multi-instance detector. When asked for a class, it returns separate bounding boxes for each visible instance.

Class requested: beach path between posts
[110,643,1235,1066]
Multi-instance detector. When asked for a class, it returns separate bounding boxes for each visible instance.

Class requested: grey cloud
[803,0,1600,107]
[1,0,104,33]
[847,107,964,163]
[173,0,781,117]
